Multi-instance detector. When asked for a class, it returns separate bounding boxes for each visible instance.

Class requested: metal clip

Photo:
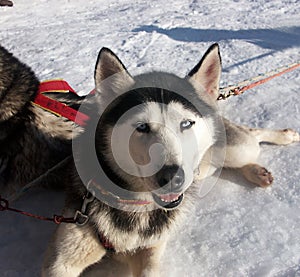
[74,188,95,226]
[74,210,90,226]
[81,192,94,213]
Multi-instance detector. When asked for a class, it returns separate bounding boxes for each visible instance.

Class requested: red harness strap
[33,79,90,126]
[38,79,77,95]
[98,232,116,252]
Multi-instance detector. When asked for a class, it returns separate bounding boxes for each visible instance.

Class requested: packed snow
[0,0,299,276]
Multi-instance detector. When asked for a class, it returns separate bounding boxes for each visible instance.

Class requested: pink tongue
[160,193,180,202]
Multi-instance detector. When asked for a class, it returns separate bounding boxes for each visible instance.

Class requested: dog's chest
[92,208,175,252]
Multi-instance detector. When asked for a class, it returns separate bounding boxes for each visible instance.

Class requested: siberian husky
[40,44,299,276]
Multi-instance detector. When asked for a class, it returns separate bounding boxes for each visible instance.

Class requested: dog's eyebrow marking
[159,88,168,126]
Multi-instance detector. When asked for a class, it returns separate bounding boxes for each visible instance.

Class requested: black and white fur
[42,44,299,277]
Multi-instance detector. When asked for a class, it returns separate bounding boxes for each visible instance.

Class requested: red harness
[33,79,91,126]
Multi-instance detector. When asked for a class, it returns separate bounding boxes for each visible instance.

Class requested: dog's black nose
[156,165,185,191]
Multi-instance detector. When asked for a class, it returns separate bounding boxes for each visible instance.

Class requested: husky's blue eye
[180,120,195,131]
[136,123,150,133]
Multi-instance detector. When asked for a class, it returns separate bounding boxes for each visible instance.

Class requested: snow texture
[0,0,299,276]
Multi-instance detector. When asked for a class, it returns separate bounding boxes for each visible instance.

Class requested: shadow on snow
[132,25,300,51]
[132,25,299,71]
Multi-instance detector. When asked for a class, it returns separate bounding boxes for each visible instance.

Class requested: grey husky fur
[0,45,82,197]
[0,44,298,276]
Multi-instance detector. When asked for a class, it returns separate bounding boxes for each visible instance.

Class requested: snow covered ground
[0,0,299,276]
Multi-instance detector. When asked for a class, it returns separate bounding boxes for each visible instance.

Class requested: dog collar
[81,180,152,253]
[88,179,153,207]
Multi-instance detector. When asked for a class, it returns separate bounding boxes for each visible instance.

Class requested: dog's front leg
[42,222,106,277]
[126,241,167,277]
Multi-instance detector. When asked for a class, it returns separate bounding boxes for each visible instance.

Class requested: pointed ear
[187,43,221,99]
[94,47,134,92]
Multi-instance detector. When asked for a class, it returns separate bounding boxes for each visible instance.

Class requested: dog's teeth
[159,194,180,203]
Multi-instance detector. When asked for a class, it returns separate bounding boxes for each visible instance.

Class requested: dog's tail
[0,45,39,122]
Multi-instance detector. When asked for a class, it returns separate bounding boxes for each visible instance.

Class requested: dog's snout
[156,165,185,191]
